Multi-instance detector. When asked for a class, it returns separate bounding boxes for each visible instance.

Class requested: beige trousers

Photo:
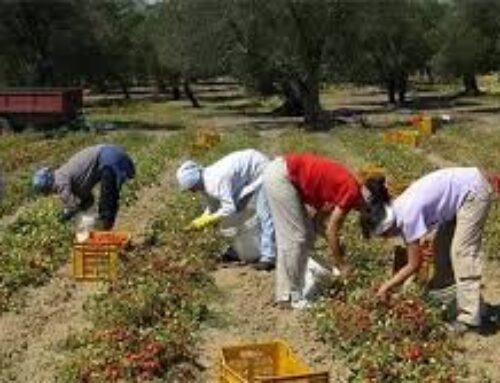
[262,158,314,302]
[434,178,493,326]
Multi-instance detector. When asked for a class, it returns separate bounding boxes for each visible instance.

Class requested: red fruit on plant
[144,341,163,355]
[402,344,423,361]
[104,366,121,381]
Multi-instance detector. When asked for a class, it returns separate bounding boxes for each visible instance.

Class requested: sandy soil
[0,164,175,383]
[197,265,348,382]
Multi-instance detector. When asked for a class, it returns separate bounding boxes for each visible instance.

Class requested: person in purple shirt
[360,168,493,334]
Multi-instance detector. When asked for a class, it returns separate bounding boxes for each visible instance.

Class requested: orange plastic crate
[383,130,421,147]
[72,231,130,281]
[87,231,131,246]
[415,116,440,136]
[219,340,329,383]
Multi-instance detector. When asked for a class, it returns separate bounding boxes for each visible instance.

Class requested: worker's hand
[59,208,76,222]
[188,213,221,230]
[375,284,391,303]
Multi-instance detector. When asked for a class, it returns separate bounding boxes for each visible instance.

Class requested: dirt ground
[0,163,176,383]
[197,265,348,382]
[193,82,500,382]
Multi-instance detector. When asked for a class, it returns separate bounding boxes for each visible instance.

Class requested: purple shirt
[393,168,485,243]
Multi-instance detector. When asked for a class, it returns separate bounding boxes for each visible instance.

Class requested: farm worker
[262,153,364,309]
[176,149,276,271]
[360,168,492,334]
[32,144,135,230]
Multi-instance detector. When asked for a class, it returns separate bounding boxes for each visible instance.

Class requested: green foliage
[313,188,461,382]
[57,129,264,382]
[0,131,151,218]
[433,0,500,85]
[0,198,72,312]
[0,130,187,312]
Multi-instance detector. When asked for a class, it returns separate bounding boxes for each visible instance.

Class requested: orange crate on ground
[72,231,130,281]
[383,130,421,147]
[219,340,329,383]
[416,116,440,136]
[87,231,131,246]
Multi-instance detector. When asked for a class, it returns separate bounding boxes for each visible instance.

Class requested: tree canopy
[1,0,499,127]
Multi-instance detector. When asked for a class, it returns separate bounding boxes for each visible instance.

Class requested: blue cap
[176,161,203,190]
[33,167,55,193]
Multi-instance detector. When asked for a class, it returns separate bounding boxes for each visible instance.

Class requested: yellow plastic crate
[219,340,329,383]
[383,130,421,147]
[72,231,130,281]
[417,116,440,136]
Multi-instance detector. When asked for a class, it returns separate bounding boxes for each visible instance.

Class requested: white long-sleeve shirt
[202,149,270,218]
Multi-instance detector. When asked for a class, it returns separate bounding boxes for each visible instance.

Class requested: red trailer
[0,88,83,132]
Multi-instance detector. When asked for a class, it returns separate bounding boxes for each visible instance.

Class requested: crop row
[56,129,263,382]
[270,129,462,381]
[58,193,222,382]
[0,131,153,218]
[0,132,186,313]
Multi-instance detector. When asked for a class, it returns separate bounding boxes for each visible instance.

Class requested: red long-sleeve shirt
[285,153,362,212]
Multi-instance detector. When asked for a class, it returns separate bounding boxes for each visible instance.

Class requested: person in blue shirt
[32,144,135,230]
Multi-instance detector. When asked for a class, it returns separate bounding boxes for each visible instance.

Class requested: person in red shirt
[262,153,363,309]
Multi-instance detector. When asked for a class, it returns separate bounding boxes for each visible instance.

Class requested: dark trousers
[99,166,120,230]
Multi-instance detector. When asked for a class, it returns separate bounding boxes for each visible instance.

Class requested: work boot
[220,247,239,263]
[446,320,481,336]
[252,260,275,272]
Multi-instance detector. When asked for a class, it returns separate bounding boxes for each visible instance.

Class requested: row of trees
[1,0,500,127]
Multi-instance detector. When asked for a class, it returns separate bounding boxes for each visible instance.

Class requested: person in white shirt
[176,149,276,270]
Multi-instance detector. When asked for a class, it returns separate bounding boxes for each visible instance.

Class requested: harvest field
[1,81,500,383]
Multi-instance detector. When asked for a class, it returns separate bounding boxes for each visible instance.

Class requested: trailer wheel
[0,117,13,134]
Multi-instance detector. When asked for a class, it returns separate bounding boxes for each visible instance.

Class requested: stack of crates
[72,231,130,281]
[219,340,329,383]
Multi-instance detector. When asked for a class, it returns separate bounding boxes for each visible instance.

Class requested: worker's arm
[377,241,422,300]
[325,206,348,270]
[55,178,80,220]
[210,179,237,218]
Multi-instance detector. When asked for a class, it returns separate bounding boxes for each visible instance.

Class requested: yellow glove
[188,213,221,230]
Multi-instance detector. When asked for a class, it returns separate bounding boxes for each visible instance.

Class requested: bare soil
[0,164,175,383]
[198,265,348,382]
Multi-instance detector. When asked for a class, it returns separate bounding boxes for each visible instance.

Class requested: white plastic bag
[219,208,260,263]
[303,258,340,300]
[75,213,97,243]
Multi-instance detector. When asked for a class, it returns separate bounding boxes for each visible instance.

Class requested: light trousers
[263,158,313,302]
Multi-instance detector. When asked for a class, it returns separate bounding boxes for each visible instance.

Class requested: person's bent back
[33,144,135,230]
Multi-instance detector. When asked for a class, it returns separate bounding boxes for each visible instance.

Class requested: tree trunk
[425,66,434,85]
[171,76,181,100]
[156,77,166,95]
[183,80,200,108]
[172,85,181,100]
[300,74,322,129]
[463,73,480,96]
[119,79,130,100]
[274,80,304,116]
[397,74,407,105]
[387,78,396,104]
